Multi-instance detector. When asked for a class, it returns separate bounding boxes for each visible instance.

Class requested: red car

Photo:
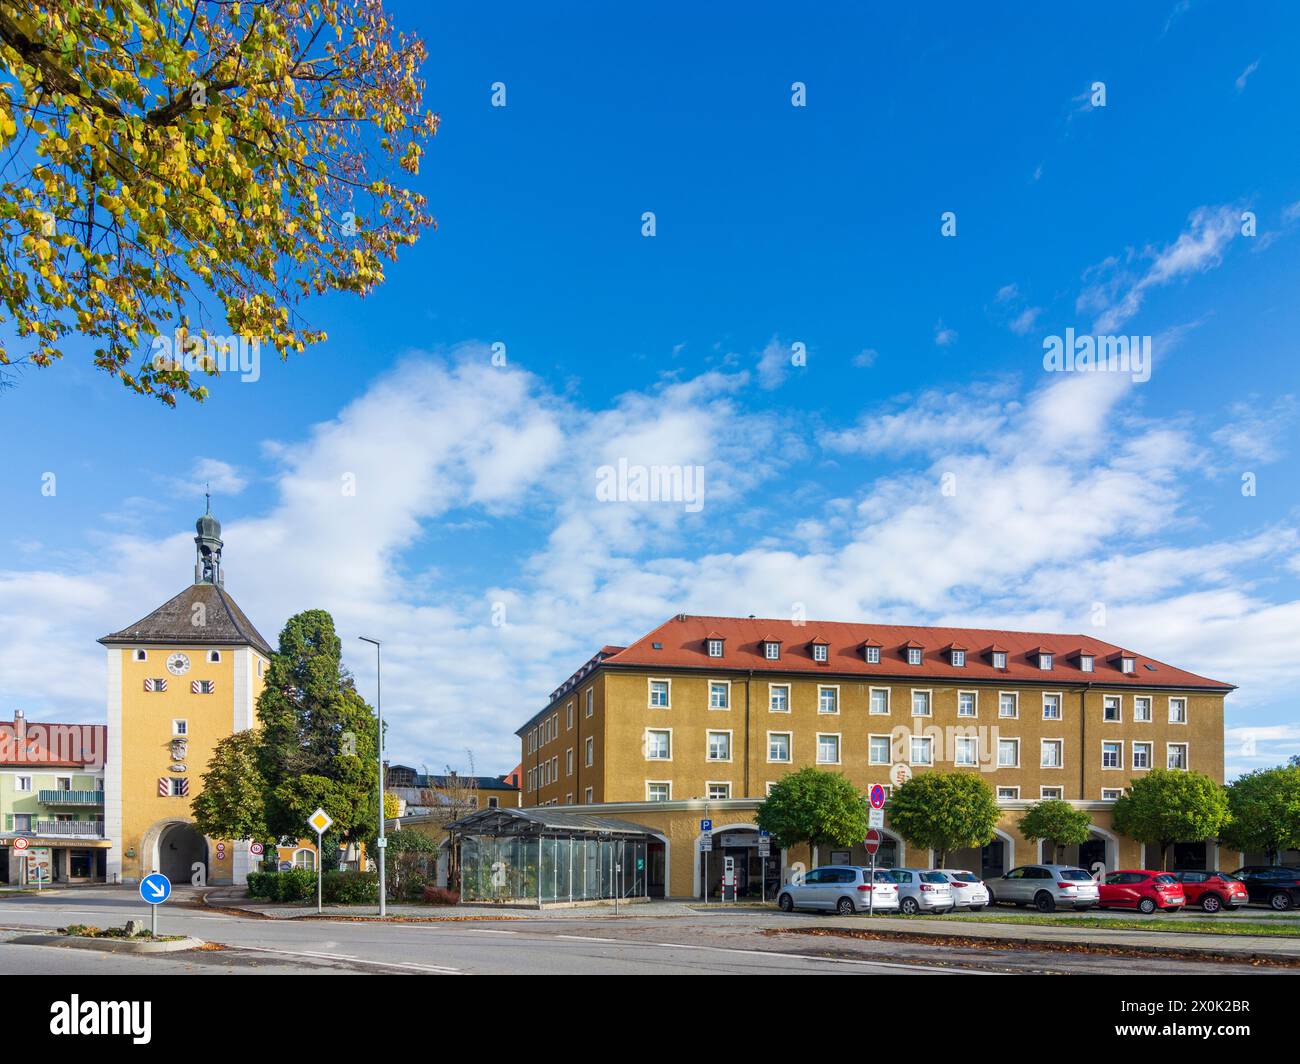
[1098,870,1186,913]
[1174,869,1250,913]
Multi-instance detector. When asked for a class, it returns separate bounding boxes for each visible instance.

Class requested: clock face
[166,652,191,676]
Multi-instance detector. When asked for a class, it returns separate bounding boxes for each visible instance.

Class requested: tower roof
[99,583,273,657]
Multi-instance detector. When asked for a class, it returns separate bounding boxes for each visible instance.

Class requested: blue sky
[2,1,1299,779]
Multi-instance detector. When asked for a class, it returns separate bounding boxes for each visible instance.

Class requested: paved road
[0,888,1284,976]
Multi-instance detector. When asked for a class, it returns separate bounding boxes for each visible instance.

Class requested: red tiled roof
[598,615,1233,690]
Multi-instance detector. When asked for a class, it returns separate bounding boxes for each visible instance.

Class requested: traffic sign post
[864,829,883,917]
[700,820,713,904]
[139,872,171,937]
[307,808,333,914]
[870,784,886,809]
[757,830,771,903]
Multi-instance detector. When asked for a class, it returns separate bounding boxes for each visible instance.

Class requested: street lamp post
[358,636,386,917]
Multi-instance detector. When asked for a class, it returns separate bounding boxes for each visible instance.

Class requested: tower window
[133,649,147,662]
[208,650,221,663]
[191,680,216,695]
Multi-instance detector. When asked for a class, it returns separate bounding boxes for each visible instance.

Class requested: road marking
[233,944,459,974]
[460,928,517,935]
[550,933,989,973]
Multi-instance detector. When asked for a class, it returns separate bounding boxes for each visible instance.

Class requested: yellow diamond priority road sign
[308,808,333,834]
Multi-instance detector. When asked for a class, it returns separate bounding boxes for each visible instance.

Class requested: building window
[957,691,977,717]
[812,643,828,663]
[864,645,881,664]
[585,787,593,803]
[488,796,500,808]
[868,735,891,765]
[567,703,574,729]
[1041,740,1063,769]
[911,690,932,717]
[707,731,732,761]
[1120,656,1135,674]
[991,651,1007,669]
[1039,653,1053,671]
[12,813,32,831]
[954,736,978,766]
[1079,654,1094,673]
[998,692,1018,718]
[1042,694,1062,720]
[816,734,841,764]
[869,688,890,715]
[764,641,780,661]
[293,849,316,870]
[1167,743,1188,770]
[566,748,573,776]
[997,739,1019,768]
[167,777,187,796]
[707,782,731,800]
[173,719,187,736]
[1169,697,1187,724]
[996,786,1020,800]
[951,648,965,667]
[1132,741,1151,770]
[707,639,724,658]
[767,732,791,762]
[15,775,31,792]
[910,736,933,765]
[208,650,221,663]
[645,729,671,761]
[648,680,670,708]
[144,677,168,692]
[769,684,790,713]
[133,649,147,662]
[1040,787,1063,799]
[257,658,264,677]
[1103,695,1121,722]
[1102,741,1123,769]
[709,681,730,710]
[818,686,839,714]
[906,646,922,666]
[647,782,671,802]
[191,679,215,694]
[1101,788,1122,801]
[1133,696,1151,722]
[585,688,594,717]
[585,736,594,767]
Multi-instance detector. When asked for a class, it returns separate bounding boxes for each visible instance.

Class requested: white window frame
[909,735,933,766]
[817,684,840,715]
[708,680,731,710]
[869,687,891,715]
[1132,741,1152,771]
[1079,655,1094,673]
[646,781,672,802]
[868,733,892,766]
[647,678,671,709]
[1168,697,1187,724]
[584,787,593,803]
[954,735,979,767]
[15,775,32,792]
[1041,692,1063,721]
[133,649,147,662]
[816,732,841,765]
[1101,788,1122,800]
[584,736,594,767]
[1103,695,1122,723]
[1133,695,1152,722]
[906,647,923,666]
[957,690,978,718]
[911,688,933,717]
[764,641,780,661]
[1120,656,1136,674]
[566,748,573,776]
[768,683,790,713]
[566,702,574,730]
[706,730,733,763]
[1167,742,1189,770]
[707,638,724,658]
[208,650,221,663]
[1040,738,1064,770]
[645,728,672,762]
[997,738,1020,768]
[766,731,792,763]
[1039,653,1053,671]
[1101,740,1123,770]
[864,645,881,664]
[585,688,594,717]
[996,786,1021,800]
[706,781,732,800]
[172,719,187,736]
[1040,786,1064,799]
[992,651,1008,669]
[812,642,828,663]
[998,691,1019,719]
[951,649,965,667]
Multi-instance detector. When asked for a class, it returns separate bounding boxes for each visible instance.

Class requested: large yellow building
[101,506,273,885]
[515,614,1235,899]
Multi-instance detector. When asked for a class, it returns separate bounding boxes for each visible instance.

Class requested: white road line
[234,943,459,974]
[460,928,517,935]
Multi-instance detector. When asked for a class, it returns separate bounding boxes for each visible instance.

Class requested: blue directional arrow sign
[139,872,171,905]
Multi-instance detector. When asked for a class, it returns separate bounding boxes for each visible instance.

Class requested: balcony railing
[37,790,103,806]
[33,821,104,837]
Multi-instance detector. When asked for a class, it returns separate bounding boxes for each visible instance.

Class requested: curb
[8,933,205,954]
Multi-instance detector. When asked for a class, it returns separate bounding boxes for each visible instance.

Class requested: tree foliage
[1017,798,1092,864]
[0,0,437,402]
[1111,769,1230,869]
[755,767,868,857]
[191,726,268,842]
[1221,765,1300,863]
[886,772,1000,866]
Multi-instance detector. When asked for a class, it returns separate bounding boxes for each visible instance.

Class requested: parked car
[888,867,954,915]
[932,868,990,910]
[988,865,1100,912]
[1173,870,1249,913]
[1097,870,1185,913]
[776,865,899,915]
[1231,866,1300,911]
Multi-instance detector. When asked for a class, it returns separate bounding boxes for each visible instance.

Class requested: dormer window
[906,647,922,666]
[810,639,829,663]
[762,639,781,661]
[992,652,1007,669]
[707,639,724,658]
[863,643,882,664]
[1079,654,1094,673]
[1039,653,1053,671]
[950,648,965,667]
[1112,653,1136,674]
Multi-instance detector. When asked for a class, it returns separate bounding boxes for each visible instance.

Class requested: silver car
[888,867,954,915]
[777,865,900,915]
[934,868,991,910]
[989,864,1100,912]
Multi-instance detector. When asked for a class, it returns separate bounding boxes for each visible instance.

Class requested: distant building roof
[99,583,273,657]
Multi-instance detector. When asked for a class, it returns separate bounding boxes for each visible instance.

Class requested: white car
[776,865,899,915]
[933,868,990,910]
[888,867,954,915]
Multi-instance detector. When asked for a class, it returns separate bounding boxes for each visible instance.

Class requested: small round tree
[1221,765,1300,864]
[1112,769,1229,870]
[1018,799,1092,864]
[887,772,1000,867]
[755,767,869,865]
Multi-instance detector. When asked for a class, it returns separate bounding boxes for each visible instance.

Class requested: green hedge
[245,867,316,902]
[322,870,378,904]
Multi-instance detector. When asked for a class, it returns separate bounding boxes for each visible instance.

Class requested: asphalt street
[0,888,1286,976]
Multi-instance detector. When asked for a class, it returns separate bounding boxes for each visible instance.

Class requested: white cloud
[933,321,958,347]
[1211,396,1297,463]
[1235,59,1260,93]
